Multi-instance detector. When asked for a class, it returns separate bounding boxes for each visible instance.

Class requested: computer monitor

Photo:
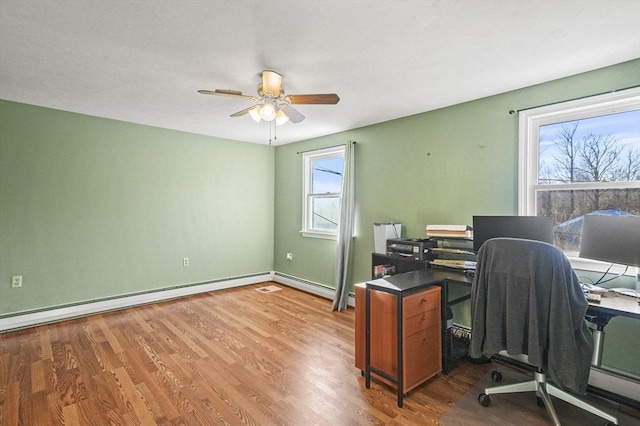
[579,215,640,268]
[472,215,554,252]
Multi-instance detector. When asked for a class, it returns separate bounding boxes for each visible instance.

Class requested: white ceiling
[1,1,639,146]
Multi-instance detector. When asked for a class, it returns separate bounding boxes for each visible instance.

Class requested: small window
[302,146,345,238]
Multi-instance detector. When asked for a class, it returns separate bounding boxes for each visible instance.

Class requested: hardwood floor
[1,282,492,425]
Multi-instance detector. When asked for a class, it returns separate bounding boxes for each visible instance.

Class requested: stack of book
[425,224,473,239]
[430,247,475,256]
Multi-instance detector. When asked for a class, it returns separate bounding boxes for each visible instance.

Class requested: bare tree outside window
[537,111,640,253]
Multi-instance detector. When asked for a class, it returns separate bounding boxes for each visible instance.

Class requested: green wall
[274,59,640,289]
[0,101,275,315]
[1,59,638,375]
[273,59,640,375]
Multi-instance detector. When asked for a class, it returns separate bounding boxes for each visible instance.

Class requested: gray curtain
[332,141,356,311]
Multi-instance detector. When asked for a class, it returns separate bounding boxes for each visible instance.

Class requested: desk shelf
[372,253,428,278]
[429,236,477,271]
[428,236,475,369]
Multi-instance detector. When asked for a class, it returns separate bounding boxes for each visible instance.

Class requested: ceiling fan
[198,70,340,126]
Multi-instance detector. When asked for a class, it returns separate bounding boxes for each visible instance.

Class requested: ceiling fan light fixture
[248,106,262,123]
[199,69,338,133]
[262,70,283,96]
[275,108,290,126]
[260,102,276,121]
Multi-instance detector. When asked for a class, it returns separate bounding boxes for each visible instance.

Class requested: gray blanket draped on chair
[469,238,594,394]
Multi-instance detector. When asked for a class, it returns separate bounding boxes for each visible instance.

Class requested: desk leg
[440,282,450,375]
[592,329,604,367]
[586,315,611,367]
[365,288,371,389]
[397,294,404,408]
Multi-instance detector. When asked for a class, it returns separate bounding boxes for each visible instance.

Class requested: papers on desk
[430,259,477,270]
[431,247,476,255]
[581,282,639,298]
[608,288,640,298]
[581,282,609,294]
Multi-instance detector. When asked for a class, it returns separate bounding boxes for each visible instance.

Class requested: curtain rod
[297,141,356,155]
[508,85,639,115]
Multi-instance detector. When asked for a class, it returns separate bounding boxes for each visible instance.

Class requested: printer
[386,238,436,261]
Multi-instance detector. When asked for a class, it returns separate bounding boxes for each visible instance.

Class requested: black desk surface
[367,270,438,293]
[418,267,474,286]
[366,268,473,292]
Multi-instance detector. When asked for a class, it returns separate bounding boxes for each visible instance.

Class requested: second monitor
[472,215,554,252]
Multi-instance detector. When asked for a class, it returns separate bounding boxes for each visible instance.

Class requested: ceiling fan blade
[230,105,258,117]
[284,93,340,105]
[281,104,305,123]
[262,70,283,96]
[198,89,257,101]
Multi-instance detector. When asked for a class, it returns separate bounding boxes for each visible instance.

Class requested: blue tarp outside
[554,208,634,249]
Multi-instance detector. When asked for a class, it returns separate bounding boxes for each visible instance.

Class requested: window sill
[569,256,636,277]
[300,230,337,240]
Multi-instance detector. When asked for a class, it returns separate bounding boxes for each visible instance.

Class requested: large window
[302,146,345,238]
[519,87,640,269]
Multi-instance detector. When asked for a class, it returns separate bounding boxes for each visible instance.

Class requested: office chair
[469,238,618,426]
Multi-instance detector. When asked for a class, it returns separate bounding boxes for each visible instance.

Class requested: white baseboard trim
[0,272,359,332]
[0,273,273,332]
[272,272,355,308]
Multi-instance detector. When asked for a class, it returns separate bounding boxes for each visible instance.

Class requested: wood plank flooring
[1,282,492,425]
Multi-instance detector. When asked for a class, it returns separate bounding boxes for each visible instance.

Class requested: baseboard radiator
[588,366,640,409]
[1,272,359,333]
[0,272,273,332]
[272,272,355,307]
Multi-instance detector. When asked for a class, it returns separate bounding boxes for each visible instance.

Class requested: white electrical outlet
[183,257,189,267]
[11,275,22,288]
[286,252,293,261]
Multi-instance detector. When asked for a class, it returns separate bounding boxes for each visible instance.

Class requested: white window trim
[300,230,338,240]
[301,145,345,239]
[518,87,640,274]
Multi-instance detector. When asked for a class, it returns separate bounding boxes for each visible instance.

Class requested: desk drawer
[405,307,440,336]
[403,287,440,317]
[404,325,442,390]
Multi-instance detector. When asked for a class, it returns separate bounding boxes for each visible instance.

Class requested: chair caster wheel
[537,396,545,408]
[491,371,503,383]
[478,393,491,407]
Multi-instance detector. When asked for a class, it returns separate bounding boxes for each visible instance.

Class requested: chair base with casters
[477,366,618,426]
